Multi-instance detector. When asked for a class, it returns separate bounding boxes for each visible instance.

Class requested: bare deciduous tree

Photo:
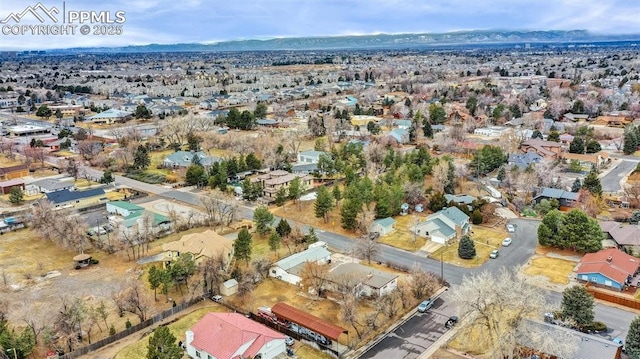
[299,261,330,298]
[408,265,439,300]
[354,237,380,265]
[452,268,568,359]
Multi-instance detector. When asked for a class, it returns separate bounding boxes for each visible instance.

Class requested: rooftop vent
[607,256,613,262]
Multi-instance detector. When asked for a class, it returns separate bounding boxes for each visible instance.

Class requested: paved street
[73,167,637,356]
[600,159,637,193]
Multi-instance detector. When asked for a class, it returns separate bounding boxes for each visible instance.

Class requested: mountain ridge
[53,30,640,53]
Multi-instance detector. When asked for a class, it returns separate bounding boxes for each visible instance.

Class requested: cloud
[0,0,639,49]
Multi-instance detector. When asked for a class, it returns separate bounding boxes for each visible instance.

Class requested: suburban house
[161,151,220,168]
[388,128,409,144]
[444,194,476,209]
[252,170,313,199]
[600,221,640,252]
[162,229,234,270]
[411,206,470,244]
[507,152,543,170]
[532,187,580,209]
[27,178,75,194]
[473,126,510,137]
[0,178,24,194]
[576,248,640,291]
[371,217,396,236]
[0,164,29,181]
[297,150,327,164]
[270,245,331,285]
[520,138,563,159]
[107,201,171,236]
[86,108,133,124]
[561,152,609,170]
[185,313,287,359]
[45,188,106,209]
[517,319,622,359]
[325,262,398,297]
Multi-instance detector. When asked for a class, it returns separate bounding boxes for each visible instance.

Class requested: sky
[0,0,639,50]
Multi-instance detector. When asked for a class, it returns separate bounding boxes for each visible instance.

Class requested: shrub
[109,324,116,336]
[125,318,132,329]
[471,209,483,225]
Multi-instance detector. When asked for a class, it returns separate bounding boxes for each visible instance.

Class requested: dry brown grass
[429,225,508,267]
[0,229,75,279]
[432,349,476,359]
[115,304,229,359]
[523,257,576,285]
[272,199,357,239]
[0,154,23,167]
[379,214,427,251]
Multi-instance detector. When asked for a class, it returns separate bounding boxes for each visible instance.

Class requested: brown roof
[600,221,640,246]
[0,164,28,175]
[162,229,233,260]
[271,302,346,340]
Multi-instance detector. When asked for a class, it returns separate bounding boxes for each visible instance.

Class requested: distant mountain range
[57,30,640,53]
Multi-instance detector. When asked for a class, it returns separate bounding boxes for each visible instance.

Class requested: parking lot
[359,293,456,359]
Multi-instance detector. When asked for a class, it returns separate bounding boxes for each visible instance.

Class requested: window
[195,352,201,358]
[591,277,597,282]
[208,355,212,359]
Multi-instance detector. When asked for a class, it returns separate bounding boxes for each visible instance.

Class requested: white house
[473,126,510,137]
[270,246,331,285]
[371,217,396,236]
[186,313,286,359]
[297,150,327,164]
[411,206,471,244]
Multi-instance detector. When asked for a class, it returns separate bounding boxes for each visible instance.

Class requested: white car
[502,237,512,246]
[506,224,515,233]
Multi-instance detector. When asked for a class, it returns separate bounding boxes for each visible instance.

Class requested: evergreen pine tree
[458,235,476,259]
[146,326,182,359]
[626,316,640,358]
[234,228,253,263]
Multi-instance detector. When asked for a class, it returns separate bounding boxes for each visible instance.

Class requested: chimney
[186,330,194,345]
[607,256,613,262]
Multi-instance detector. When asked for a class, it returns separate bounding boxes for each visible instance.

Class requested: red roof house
[185,313,286,359]
[576,248,640,291]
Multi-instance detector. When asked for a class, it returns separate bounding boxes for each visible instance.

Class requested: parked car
[285,336,294,346]
[490,249,499,259]
[211,295,223,302]
[502,237,512,246]
[445,316,458,329]
[506,224,515,233]
[417,299,434,313]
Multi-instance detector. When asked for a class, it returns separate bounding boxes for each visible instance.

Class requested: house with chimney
[575,248,640,291]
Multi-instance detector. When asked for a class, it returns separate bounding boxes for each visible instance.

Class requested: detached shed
[220,278,238,296]
[0,178,24,195]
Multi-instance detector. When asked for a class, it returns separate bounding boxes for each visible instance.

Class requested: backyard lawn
[378,214,427,252]
[429,225,508,267]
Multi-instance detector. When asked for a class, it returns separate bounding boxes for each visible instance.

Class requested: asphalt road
[601,159,637,193]
[76,167,636,354]
[360,293,456,359]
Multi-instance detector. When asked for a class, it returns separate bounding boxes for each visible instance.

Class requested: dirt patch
[523,257,576,285]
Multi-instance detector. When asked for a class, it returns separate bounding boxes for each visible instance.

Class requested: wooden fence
[58,296,204,359]
[585,283,640,310]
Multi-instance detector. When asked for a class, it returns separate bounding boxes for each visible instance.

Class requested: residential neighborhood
[2,30,640,359]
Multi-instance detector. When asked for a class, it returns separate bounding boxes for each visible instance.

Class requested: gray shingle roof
[440,206,470,225]
[275,246,331,271]
[328,263,397,289]
[374,217,396,228]
[534,187,579,201]
[46,188,105,204]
